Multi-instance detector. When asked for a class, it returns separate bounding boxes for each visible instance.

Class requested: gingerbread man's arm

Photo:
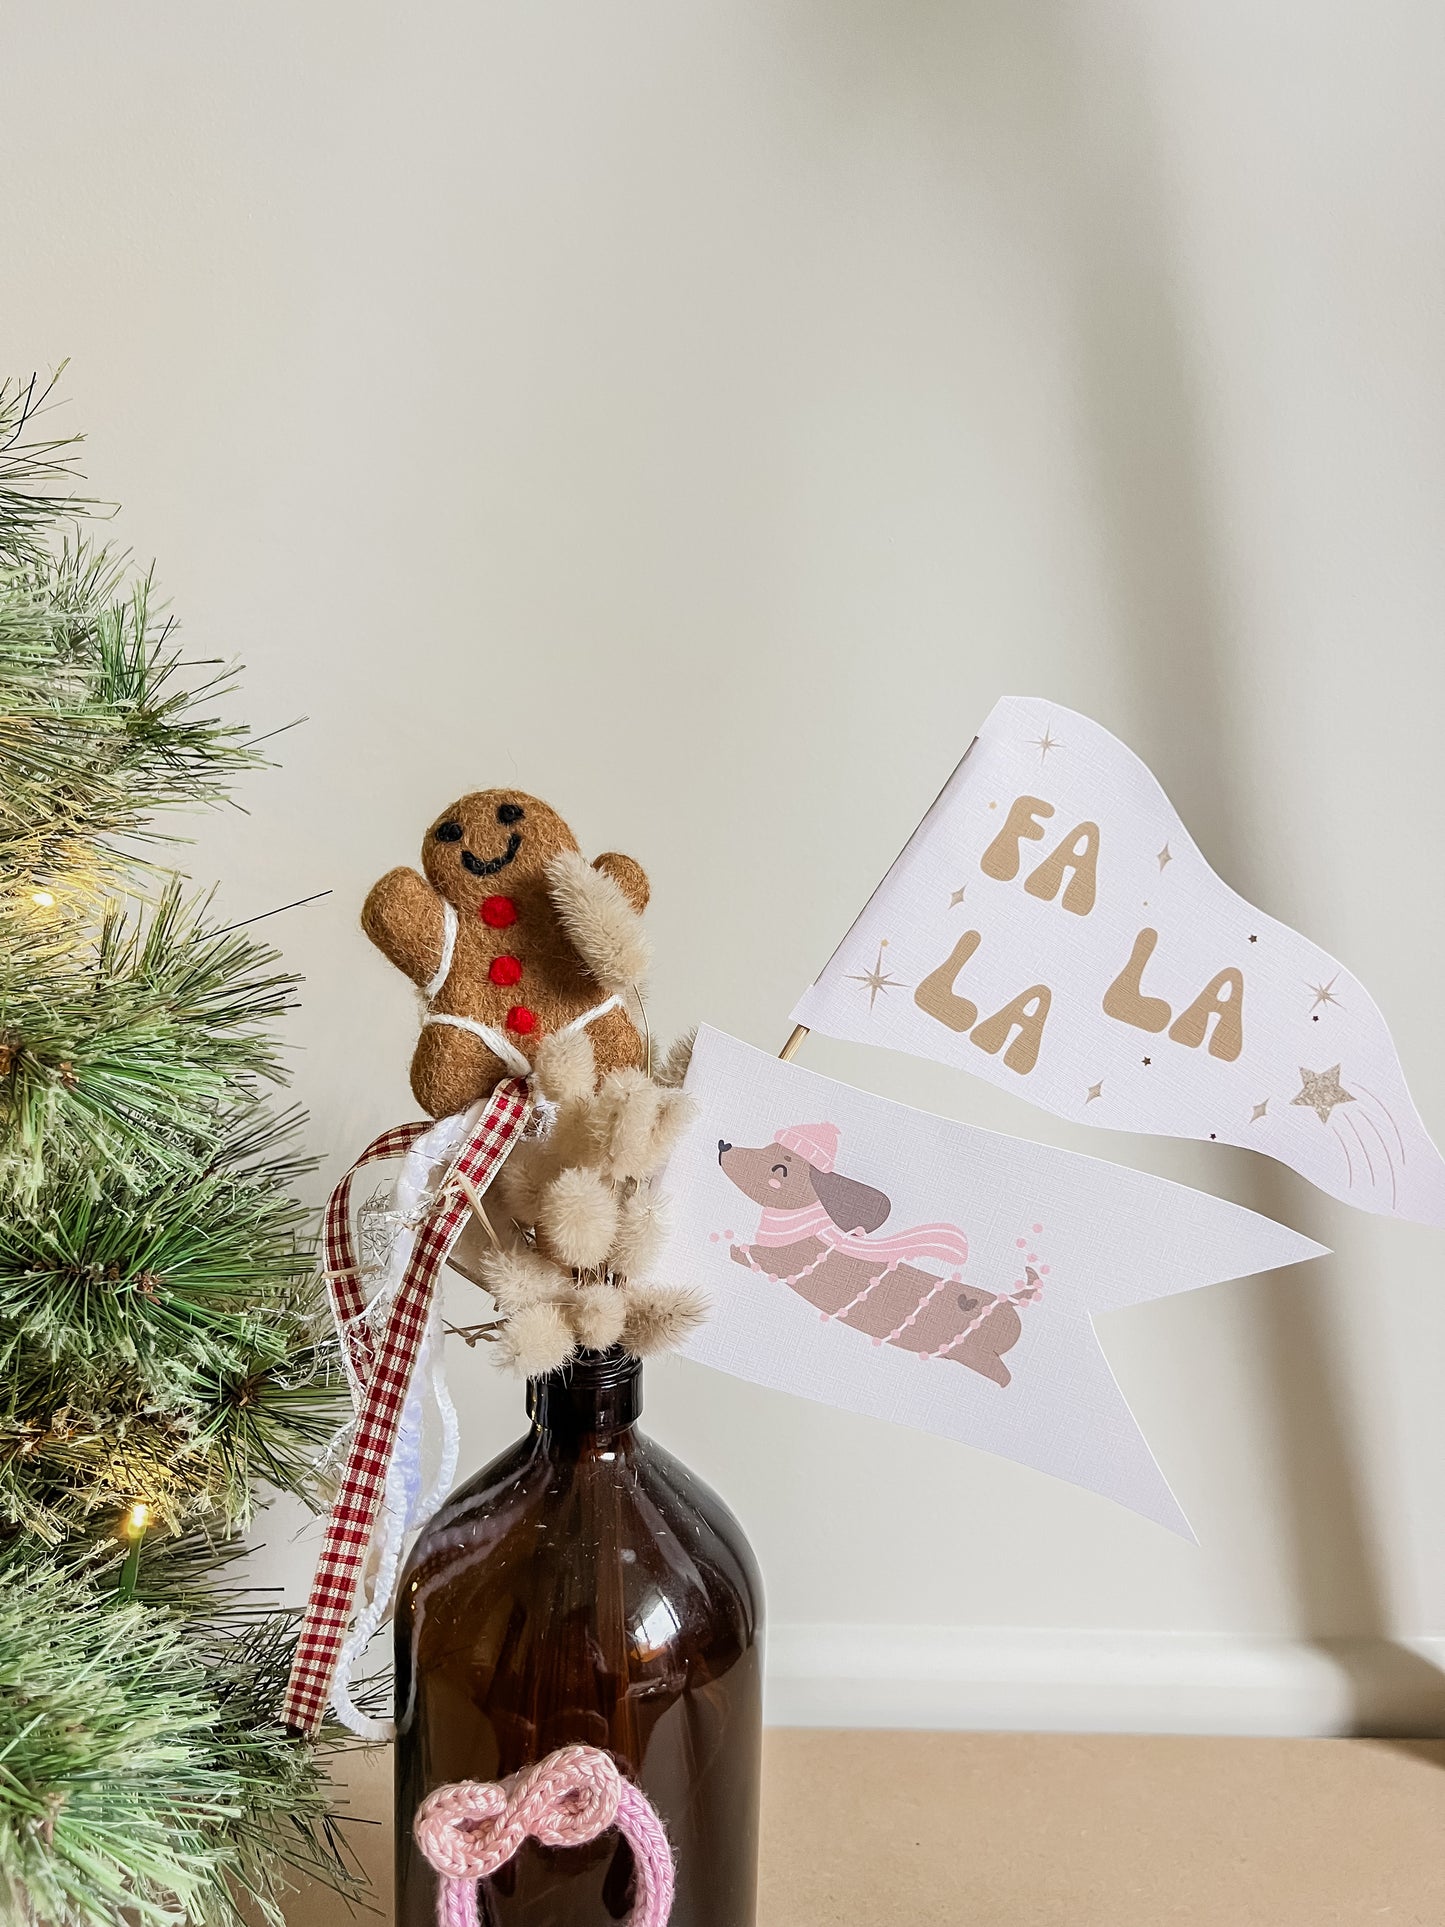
[592,851,650,913]
[361,866,448,989]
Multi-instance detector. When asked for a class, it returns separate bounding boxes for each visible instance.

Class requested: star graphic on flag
[1291,1065,1356,1125]
[1086,1082,1103,1103]
[791,693,1445,1225]
[847,940,904,1012]
[1251,1100,1269,1123]
[1308,976,1342,1012]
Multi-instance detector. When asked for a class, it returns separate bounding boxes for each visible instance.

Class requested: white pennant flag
[790,695,1445,1225]
[666,1027,1326,1534]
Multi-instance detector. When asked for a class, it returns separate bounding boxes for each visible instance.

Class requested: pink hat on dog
[773,1122,840,1173]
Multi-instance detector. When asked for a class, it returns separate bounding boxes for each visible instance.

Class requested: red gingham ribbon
[322,1118,433,1388]
[282,1078,531,1735]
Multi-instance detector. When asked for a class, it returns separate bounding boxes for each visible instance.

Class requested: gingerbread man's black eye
[434,820,464,842]
[496,803,524,826]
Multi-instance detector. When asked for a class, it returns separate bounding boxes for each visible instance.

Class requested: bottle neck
[526,1347,642,1446]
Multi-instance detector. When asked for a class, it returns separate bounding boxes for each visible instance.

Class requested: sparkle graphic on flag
[789,696,1445,1225]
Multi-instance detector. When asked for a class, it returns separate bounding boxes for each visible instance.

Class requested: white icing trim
[561,992,621,1033]
[421,993,624,1081]
[423,1012,533,1078]
[423,899,459,1002]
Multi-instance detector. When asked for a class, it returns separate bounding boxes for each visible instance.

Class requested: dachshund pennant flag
[665,1026,1326,1533]
[789,695,1445,1225]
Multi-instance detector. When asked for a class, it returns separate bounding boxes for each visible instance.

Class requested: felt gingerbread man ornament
[362,790,651,1118]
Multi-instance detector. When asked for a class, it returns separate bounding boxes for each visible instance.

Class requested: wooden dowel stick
[779,1024,809,1062]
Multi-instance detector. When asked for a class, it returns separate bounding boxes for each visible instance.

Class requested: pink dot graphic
[1032,1223,1043,1234]
[709,1231,719,1242]
[1016,1237,1027,1248]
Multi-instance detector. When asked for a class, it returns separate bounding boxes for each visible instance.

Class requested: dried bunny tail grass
[541,1101,602,1173]
[493,1100,597,1227]
[493,1086,593,1187]
[647,1089,698,1167]
[608,1188,669,1280]
[536,1165,620,1269]
[621,1282,709,1357]
[533,1026,598,1106]
[568,1285,628,1353]
[587,1068,664,1180]
[474,1244,573,1313]
[546,849,652,992]
[655,1027,697,1089]
[492,1143,549,1231]
[499,1300,575,1378]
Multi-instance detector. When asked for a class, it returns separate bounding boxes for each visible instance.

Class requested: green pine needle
[0,370,89,567]
[0,1547,370,1927]
[0,531,269,894]
[0,882,300,1202]
[0,372,362,1924]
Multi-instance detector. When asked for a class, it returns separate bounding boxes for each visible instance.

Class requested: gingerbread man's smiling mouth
[460,832,522,878]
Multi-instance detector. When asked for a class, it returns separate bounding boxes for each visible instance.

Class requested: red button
[488,954,522,987]
[506,1005,537,1035]
[480,895,516,927]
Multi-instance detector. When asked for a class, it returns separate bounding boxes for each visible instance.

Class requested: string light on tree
[118,1501,151,1600]
[0,371,358,1921]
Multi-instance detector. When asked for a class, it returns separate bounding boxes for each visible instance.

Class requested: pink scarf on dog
[752,1201,969,1273]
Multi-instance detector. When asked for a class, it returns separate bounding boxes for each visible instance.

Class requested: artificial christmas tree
[0,370,356,1925]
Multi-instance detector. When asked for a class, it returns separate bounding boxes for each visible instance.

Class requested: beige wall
[6,2,1445,1730]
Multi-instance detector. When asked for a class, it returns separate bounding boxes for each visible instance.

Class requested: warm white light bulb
[127,1502,150,1534]
[30,890,55,908]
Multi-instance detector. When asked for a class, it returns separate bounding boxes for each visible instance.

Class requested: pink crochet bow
[413,1744,675,1927]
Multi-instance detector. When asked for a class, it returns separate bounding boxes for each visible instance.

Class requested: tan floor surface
[292,1730,1445,1925]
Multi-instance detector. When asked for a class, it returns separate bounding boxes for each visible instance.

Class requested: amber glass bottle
[394,1349,763,1926]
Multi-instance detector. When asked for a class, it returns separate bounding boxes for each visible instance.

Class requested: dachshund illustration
[717,1122,1035,1387]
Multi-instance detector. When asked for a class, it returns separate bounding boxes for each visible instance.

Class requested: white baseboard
[764,1624,1445,1737]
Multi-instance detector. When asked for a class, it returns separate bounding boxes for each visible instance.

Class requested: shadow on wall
[1054,10,1445,1740]
[768,0,1437,1732]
